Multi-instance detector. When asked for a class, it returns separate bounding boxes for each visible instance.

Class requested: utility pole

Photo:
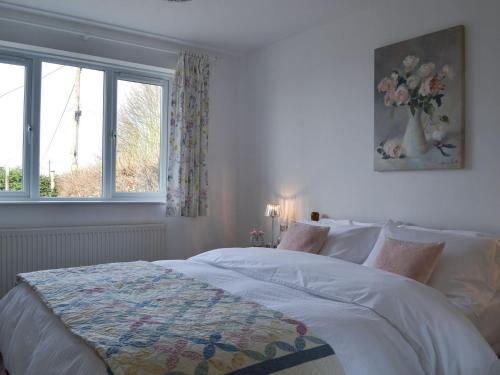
[4,166,9,191]
[49,160,55,191]
[71,67,82,173]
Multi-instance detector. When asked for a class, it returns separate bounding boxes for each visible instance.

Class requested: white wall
[3,0,500,254]
[0,16,241,258]
[238,0,500,243]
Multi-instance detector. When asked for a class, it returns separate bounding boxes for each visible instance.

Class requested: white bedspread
[1,248,499,375]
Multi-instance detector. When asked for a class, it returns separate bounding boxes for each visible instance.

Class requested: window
[0,48,170,202]
[40,63,104,198]
[115,79,162,194]
[0,58,30,196]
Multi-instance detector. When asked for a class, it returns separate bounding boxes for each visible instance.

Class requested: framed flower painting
[374,26,465,171]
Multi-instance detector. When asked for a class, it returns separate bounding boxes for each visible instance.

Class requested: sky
[0,62,25,171]
[39,62,103,176]
[0,62,137,177]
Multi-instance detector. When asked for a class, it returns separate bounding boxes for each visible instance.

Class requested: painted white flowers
[383,138,403,159]
[376,138,404,160]
[442,64,454,79]
[403,55,420,72]
[418,63,436,78]
[377,55,452,117]
[406,75,420,90]
[418,77,432,96]
[377,55,456,162]
[431,129,447,142]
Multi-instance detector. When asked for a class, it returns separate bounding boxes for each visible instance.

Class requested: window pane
[116,80,162,193]
[0,62,26,192]
[39,63,104,198]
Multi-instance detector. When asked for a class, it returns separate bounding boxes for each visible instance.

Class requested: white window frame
[111,73,169,201]
[0,54,33,200]
[0,45,172,203]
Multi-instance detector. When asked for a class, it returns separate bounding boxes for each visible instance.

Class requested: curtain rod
[0,15,221,61]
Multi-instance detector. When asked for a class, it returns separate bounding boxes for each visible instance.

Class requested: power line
[0,66,65,100]
[42,84,75,160]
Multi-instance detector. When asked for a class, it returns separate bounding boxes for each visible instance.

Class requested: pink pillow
[468,296,500,352]
[373,237,445,284]
[278,222,330,253]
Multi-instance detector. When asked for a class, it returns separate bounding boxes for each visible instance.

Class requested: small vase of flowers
[250,229,265,247]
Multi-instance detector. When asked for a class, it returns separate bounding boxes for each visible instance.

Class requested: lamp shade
[265,203,281,217]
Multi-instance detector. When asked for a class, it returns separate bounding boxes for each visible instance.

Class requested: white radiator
[0,223,168,297]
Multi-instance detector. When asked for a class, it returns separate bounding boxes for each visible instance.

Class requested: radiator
[0,223,168,297]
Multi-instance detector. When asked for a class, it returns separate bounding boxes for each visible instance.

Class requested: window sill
[0,200,166,205]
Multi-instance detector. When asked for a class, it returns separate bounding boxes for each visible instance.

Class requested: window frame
[111,73,169,201]
[0,46,172,203]
[0,54,33,200]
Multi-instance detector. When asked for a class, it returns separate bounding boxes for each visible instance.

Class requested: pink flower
[383,138,403,159]
[395,85,410,105]
[429,75,445,96]
[384,90,396,107]
[378,77,395,93]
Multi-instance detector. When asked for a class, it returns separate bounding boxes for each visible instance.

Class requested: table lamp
[265,203,281,247]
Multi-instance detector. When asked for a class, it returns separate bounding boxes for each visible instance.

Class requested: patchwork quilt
[18,262,344,375]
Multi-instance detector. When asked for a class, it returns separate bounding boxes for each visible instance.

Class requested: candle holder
[265,203,281,248]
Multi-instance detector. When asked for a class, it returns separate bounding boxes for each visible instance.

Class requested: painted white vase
[402,107,428,157]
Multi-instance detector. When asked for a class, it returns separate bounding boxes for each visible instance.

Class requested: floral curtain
[166,51,210,217]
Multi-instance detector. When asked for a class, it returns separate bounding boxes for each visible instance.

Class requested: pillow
[277,222,329,253]
[468,293,500,353]
[372,237,444,284]
[389,222,500,354]
[320,225,382,263]
[299,219,383,263]
[317,218,353,226]
[364,222,499,317]
[319,218,383,227]
[398,223,495,238]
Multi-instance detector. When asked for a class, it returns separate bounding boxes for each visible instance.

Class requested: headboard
[310,212,320,222]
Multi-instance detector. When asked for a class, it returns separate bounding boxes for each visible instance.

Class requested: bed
[1,220,500,375]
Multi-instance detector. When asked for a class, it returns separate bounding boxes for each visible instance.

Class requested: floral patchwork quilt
[17,262,344,375]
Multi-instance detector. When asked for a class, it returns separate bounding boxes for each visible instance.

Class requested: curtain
[166,51,210,217]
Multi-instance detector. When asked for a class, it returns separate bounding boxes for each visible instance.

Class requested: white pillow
[317,218,353,226]
[398,223,494,238]
[319,218,386,227]
[364,222,500,317]
[320,225,382,264]
[468,292,500,352]
[299,220,382,264]
[368,222,500,353]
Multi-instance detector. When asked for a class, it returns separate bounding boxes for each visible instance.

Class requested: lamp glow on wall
[265,203,281,247]
[280,198,297,226]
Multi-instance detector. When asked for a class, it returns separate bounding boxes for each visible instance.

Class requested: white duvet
[1,248,499,375]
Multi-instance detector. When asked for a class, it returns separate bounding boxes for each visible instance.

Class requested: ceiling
[0,0,369,54]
